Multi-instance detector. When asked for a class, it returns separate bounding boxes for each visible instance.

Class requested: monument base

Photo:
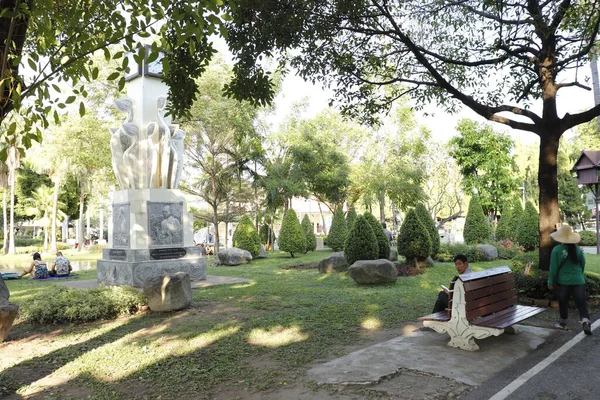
[97,247,206,287]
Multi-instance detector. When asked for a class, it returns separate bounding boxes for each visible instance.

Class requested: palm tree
[24,185,65,250]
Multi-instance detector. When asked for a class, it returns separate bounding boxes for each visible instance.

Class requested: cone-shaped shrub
[363,211,391,259]
[495,202,513,241]
[232,215,261,257]
[397,209,432,261]
[278,209,306,257]
[259,223,275,247]
[346,209,358,232]
[415,204,440,256]
[301,214,317,253]
[463,196,491,245]
[344,215,379,265]
[507,199,523,242]
[327,207,348,251]
[516,201,539,251]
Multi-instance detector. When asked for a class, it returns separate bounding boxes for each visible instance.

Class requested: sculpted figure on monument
[158,205,182,245]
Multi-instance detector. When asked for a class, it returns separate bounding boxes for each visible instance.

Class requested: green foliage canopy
[326,207,348,252]
[232,215,262,257]
[278,209,306,257]
[397,209,431,261]
[343,215,379,265]
[415,204,440,256]
[516,201,540,251]
[463,196,491,245]
[301,214,317,253]
[363,211,390,259]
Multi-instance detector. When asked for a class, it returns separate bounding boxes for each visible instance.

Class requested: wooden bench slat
[472,305,546,329]
[459,266,512,282]
[463,273,513,291]
[466,296,517,321]
[418,311,450,322]
[465,280,516,302]
[466,288,517,312]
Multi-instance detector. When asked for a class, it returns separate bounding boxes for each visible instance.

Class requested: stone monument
[97,47,206,287]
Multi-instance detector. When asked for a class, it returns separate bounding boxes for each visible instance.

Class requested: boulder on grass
[0,301,19,342]
[348,259,398,284]
[476,244,498,261]
[144,272,191,312]
[318,252,349,273]
[388,248,398,262]
[217,247,253,266]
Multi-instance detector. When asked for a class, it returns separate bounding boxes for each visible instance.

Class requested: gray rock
[144,272,191,312]
[476,244,498,261]
[256,245,267,259]
[318,252,349,273]
[0,301,19,342]
[348,259,398,284]
[217,247,253,266]
[0,279,9,302]
[388,248,398,262]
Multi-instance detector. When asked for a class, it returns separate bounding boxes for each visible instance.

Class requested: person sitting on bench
[50,251,72,277]
[432,254,472,313]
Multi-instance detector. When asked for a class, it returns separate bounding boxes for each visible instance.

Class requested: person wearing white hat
[548,225,591,334]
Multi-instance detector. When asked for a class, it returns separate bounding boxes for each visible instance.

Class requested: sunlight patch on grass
[230,281,256,289]
[247,325,309,348]
[360,316,382,330]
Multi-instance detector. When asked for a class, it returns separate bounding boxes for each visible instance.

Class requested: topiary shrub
[327,207,348,251]
[495,239,521,259]
[343,215,379,265]
[579,230,597,246]
[22,285,146,324]
[507,198,523,242]
[397,209,432,265]
[495,202,513,241]
[259,223,275,248]
[415,204,440,256]
[363,211,391,259]
[232,215,262,257]
[278,209,306,257]
[301,214,317,253]
[346,209,358,232]
[511,251,539,271]
[516,201,539,251]
[463,196,491,245]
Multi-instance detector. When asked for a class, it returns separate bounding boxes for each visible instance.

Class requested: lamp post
[571,150,600,254]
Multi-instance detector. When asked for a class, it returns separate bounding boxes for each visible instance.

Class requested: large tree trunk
[77,179,85,252]
[50,176,60,252]
[2,189,7,254]
[212,207,220,255]
[591,55,600,130]
[318,202,327,235]
[538,133,561,271]
[378,190,386,223]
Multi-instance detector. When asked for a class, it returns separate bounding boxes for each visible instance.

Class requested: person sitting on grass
[50,251,72,277]
[432,254,473,313]
[19,252,49,279]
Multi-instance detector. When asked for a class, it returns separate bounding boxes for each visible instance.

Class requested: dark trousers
[433,291,449,313]
[558,284,589,321]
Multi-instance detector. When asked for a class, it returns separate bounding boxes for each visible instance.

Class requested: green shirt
[548,244,586,286]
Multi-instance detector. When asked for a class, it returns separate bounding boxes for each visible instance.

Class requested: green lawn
[2,251,599,398]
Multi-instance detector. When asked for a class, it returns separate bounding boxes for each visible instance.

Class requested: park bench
[419,266,546,351]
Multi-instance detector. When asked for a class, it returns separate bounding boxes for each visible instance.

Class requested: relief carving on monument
[112,203,130,248]
[148,202,184,246]
[109,96,185,190]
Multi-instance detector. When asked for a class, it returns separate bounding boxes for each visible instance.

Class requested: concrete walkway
[55,275,252,290]
[307,324,555,387]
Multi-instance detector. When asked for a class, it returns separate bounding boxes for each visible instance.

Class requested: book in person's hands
[440,284,450,293]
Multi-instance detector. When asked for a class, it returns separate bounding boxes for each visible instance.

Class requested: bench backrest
[448,266,517,321]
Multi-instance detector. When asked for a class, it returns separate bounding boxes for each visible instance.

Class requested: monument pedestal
[97,189,206,287]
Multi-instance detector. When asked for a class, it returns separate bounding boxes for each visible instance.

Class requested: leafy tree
[495,202,513,242]
[363,211,390,259]
[449,120,519,215]
[345,209,358,232]
[224,0,600,270]
[343,215,378,265]
[397,209,431,265]
[517,201,540,251]
[415,204,439,256]
[326,207,348,252]
[508,199,524,243]
[301,214,317,253]
[232,215,262,257]
[463,196,492,245]
[278,209,306,258]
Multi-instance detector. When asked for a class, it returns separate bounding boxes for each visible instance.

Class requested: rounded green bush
[516,201,539,251]
[507,199,523,242]
[301,214,317,253]
[232,215,262,257]
[344,215,379,265]
[397,208,432,262]
[495,202,513,241]
[327,207,348,251]
[463,196,491,245]
[278,209,306,257]
[579,230,597,246]
[363,211,390,259]
[415,204,440,256]
[346,209,358,232]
